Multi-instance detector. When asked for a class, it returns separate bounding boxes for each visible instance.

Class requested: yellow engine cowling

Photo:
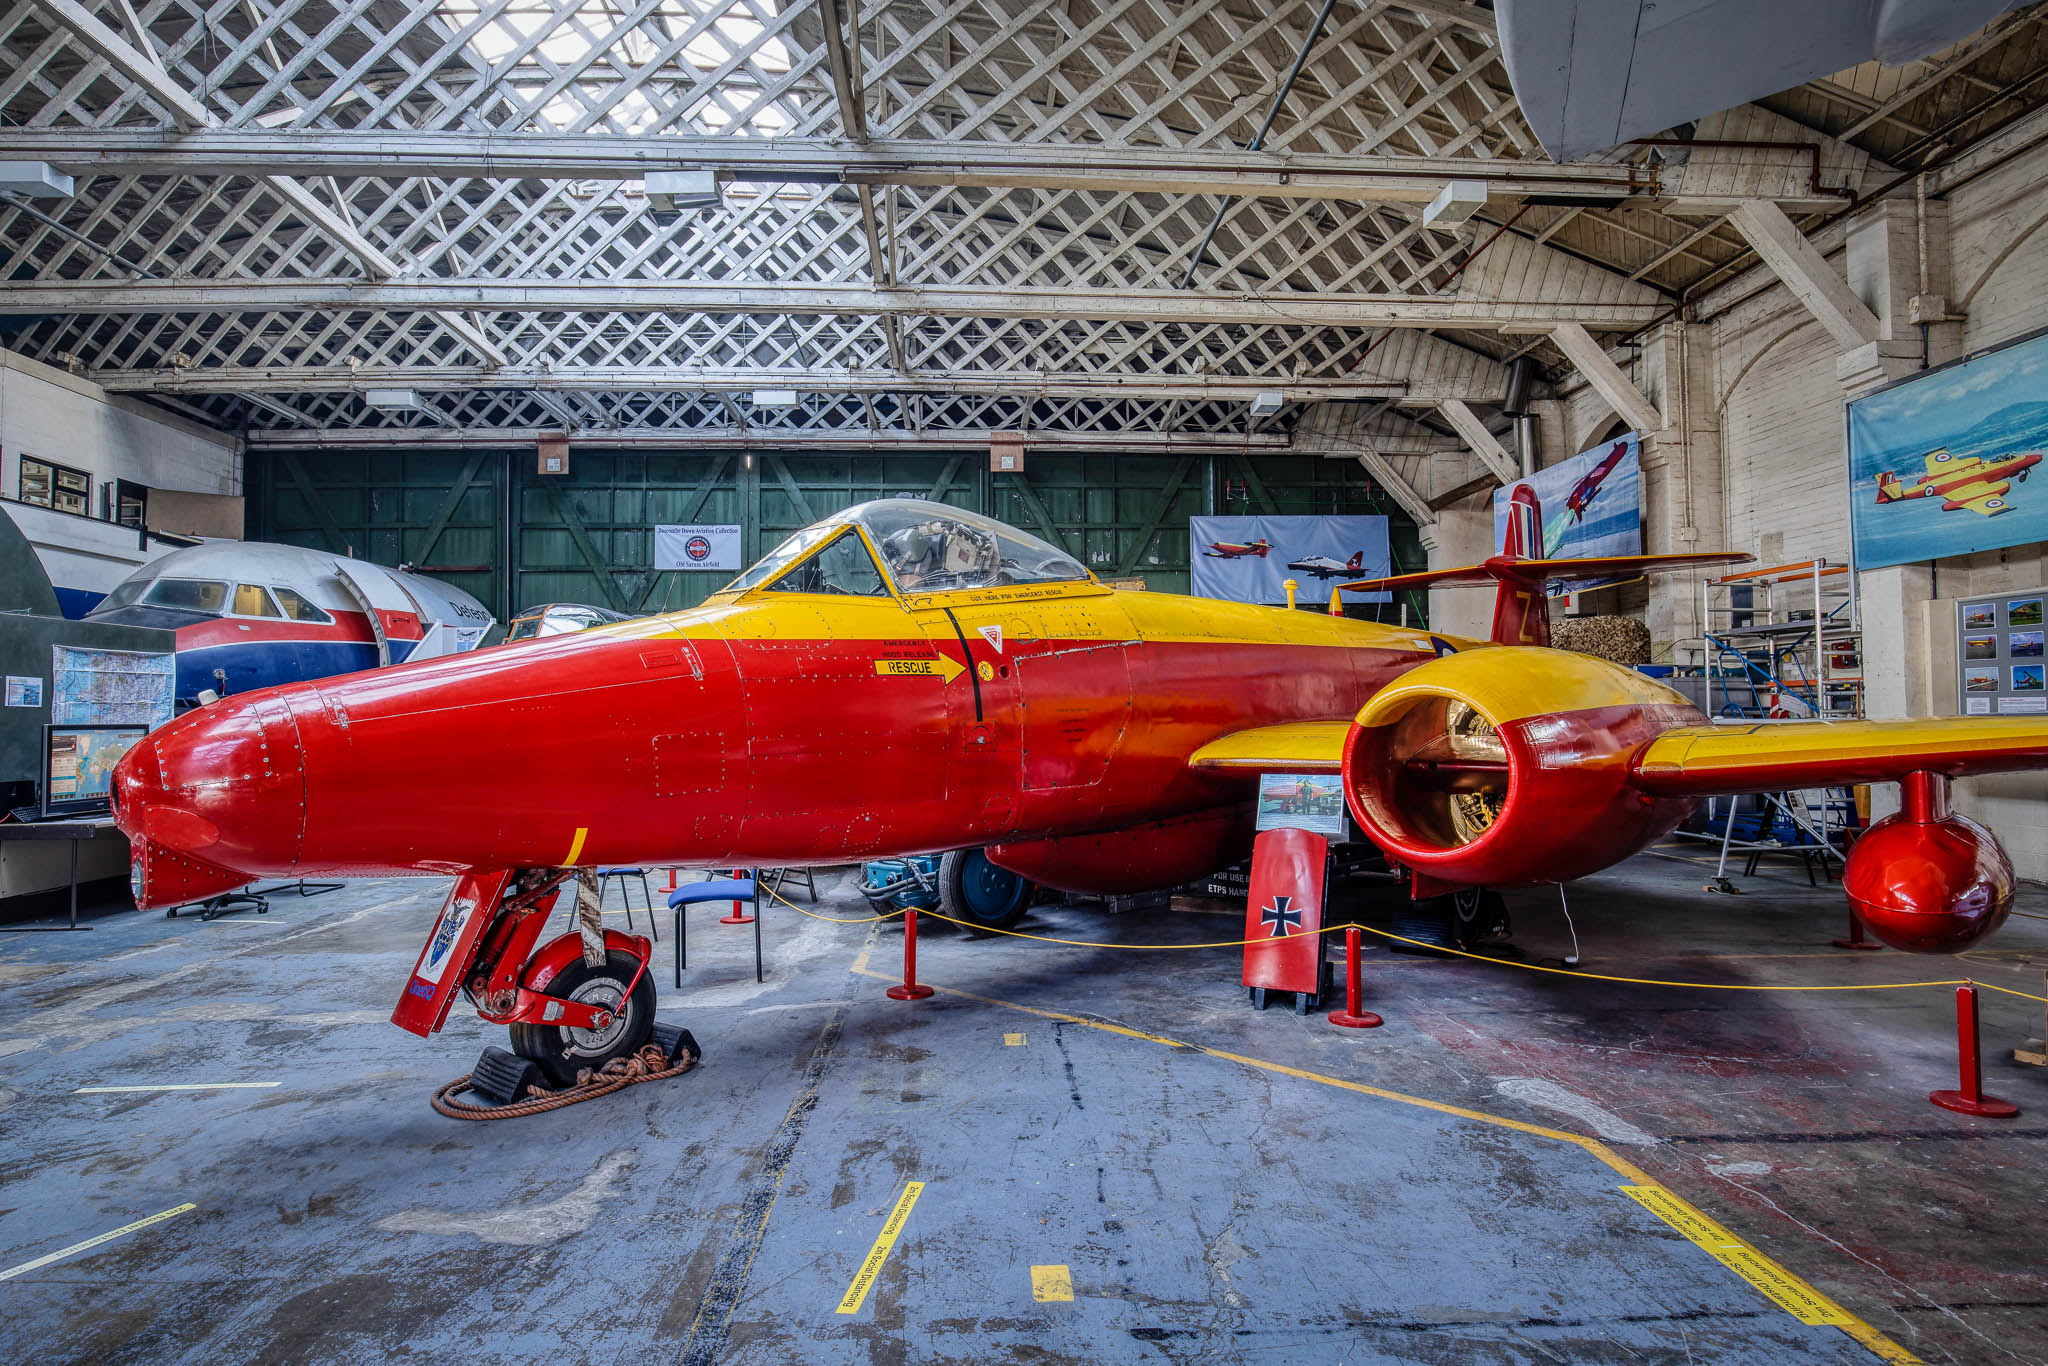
[1340,647,1706,886]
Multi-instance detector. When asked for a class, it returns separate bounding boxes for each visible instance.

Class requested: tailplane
[1340,484,1751,646]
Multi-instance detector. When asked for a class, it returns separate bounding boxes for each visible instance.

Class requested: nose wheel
[509,948,657,1087]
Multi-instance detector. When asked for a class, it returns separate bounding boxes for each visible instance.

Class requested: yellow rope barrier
[749,875,2048,1005]
[759,881,903,924]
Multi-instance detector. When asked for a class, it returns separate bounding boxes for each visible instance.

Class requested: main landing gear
[937,847,1036,931]
[391,868,662,1089]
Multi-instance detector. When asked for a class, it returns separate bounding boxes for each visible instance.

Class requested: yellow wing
[1956,488,2015,515]
[1631,717,2048,796]
[1188,720,1349,774]
[1921,449,1972,477]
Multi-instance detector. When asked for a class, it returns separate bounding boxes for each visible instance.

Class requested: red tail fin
[1493,486,1549,646]
[1346,551,1364,571]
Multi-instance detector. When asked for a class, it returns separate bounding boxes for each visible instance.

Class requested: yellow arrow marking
[874,655,964,683]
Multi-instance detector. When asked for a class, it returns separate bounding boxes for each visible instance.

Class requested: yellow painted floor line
[852,966,1918,1365]
[1003,1032,1026,1046]
[0,1203,195,1283]
[74,1082,280,1094]
[1621,1186,1851,1327]
[1031,1264,1074,1302]
[837,1181,924,1315]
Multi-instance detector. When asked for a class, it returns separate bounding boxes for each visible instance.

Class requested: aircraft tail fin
[1875,471,1905,503]
[1492,486,1548,644]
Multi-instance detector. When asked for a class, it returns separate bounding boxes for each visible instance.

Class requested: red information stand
[1242,827,1329,1013]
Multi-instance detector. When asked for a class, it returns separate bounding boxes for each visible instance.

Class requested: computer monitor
[41,723,147,819]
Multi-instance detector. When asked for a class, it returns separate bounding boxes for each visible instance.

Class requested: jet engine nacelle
[1340,647,1704,887]
[1842,772,2013,953]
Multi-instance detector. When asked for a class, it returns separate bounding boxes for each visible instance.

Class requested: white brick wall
[0,349,239,505]
[1706,142,2048,879]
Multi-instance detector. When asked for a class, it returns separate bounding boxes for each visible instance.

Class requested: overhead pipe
[1630,137,1857,206]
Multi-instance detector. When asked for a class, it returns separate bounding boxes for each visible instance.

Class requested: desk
[0,817,116,932]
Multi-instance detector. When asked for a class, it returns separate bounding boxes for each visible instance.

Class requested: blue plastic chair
[558,867,658,941]
[668,872,761,988]
[598,866,656,940]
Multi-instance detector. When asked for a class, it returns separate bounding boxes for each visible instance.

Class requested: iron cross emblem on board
[1260,895,1302,937]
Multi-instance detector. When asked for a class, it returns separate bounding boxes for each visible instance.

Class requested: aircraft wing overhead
[1188,720,1349,774]
[1631,718,2048,797]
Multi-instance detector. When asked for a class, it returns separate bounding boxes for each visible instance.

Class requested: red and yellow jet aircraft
[1202,538,1272,558]
[112,499,2048,1079]
[1877,447,2040,516]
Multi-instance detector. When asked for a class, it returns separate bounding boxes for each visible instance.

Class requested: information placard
[1955,596,2045,715]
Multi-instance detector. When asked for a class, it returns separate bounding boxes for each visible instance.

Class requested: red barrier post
[1832,912,1882,951]
[886,907,934,1001]
[1930,984,2018,1117]
[720,868,754,925]
[1328,927,1383,1029]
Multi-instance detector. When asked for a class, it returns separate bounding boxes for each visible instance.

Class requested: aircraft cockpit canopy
[727,499,1090,596]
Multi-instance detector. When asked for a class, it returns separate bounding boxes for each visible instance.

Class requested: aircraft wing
[1925,452,1960,476]
[1954,487,2012,515]
[1631,718,2048,796]
[1188,720,1349,774]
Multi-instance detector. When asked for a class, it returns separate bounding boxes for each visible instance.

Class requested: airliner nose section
[114,692,307,908]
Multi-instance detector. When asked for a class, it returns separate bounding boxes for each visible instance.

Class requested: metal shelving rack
[1689,560,1864,893]
[1701,559,1862,720]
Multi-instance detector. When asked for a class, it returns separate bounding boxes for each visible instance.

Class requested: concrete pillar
[1858,564,1938,823]
[1635,321,1727,656]
[1840,196,1949,823]
[1419,493,1494,639]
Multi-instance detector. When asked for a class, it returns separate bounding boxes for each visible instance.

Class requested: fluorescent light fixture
[1249,391,1285,417]
[644,169,721,215]
[751,388,799,409]
[0,161,73,199]
[1423,180,1487,228]
[364,388,424,413]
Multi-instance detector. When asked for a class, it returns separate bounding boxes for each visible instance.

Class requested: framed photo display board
[1956,595,2046,715]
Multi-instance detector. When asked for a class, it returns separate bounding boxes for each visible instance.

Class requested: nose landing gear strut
[393,868,692,1106]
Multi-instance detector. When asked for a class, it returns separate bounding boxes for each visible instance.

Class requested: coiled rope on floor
[431,1041,700,1121]
[756,882,2048,1004]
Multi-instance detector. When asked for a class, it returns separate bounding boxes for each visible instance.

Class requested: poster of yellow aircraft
[1876,448,2040,517]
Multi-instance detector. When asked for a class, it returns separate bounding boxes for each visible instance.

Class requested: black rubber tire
[1392,888,1508,955]
[938,848,1035,931]
[509,948,657,1088]
[1449,888,1510,945]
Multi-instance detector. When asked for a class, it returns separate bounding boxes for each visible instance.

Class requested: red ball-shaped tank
[1842,808,2014,954]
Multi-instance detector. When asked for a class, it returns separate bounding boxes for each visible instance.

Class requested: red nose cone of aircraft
[1842,809,2014,953]
[114,693,307,909]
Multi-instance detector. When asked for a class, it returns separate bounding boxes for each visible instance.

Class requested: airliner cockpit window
[857,501,1087,593]
[142,579,229,613]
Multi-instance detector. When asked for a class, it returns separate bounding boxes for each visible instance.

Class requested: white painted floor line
[0,1203,195,1283]
[73,1082,281,1094]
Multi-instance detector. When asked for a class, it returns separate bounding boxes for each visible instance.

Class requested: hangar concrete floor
[0,849,2043,1366]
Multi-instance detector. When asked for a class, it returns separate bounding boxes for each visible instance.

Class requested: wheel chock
[650,1020,701,1069]
[468,1046,544,1106]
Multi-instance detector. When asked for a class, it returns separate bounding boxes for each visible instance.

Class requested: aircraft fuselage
[115,580,1448,902]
